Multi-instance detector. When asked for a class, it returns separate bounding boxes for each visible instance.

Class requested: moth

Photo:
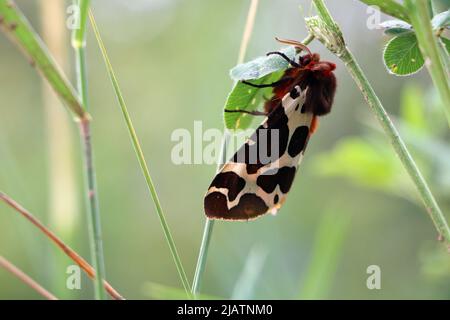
[204,38,337,221]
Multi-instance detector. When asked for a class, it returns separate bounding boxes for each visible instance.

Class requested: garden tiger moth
[204,39,337,221]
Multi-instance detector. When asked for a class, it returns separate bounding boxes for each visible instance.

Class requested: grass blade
[0,0,87,119]
[88,10,191,296]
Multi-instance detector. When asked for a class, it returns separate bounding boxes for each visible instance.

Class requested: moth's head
[275,37,337,117]
[300,53,336,77]
[302,56,337,116]
[274,37,336,76]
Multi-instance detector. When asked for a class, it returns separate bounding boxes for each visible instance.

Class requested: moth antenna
[275,37,312,55]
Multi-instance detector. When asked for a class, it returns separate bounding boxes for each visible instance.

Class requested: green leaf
[225,46,297,130]
[230,46,296,81]
[431,10,450,29]
[223,71,283,130]
[358,0,410,23]
[379,20,413,35]
[383,32,425,75]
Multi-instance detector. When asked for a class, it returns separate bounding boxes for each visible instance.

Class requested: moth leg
[310,115,319,134]
[266,51,301,68]
[242,77,293,88]
[224,109,268,116]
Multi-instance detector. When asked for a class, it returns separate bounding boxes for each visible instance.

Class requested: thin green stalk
[72,0,106,300]
[191,0,261,296]
[191,132,230,296]
[72,0,89,107]
[310,0,450,244]
[404,0,450,126]
[88,10,192,296]
[78,120,107,300]
[0,0,87,119]
[191,218,215,296]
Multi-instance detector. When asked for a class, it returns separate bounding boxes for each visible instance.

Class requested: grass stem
[71,0,107,300]
[191,219,215,296]
[78,118,107,300]
[192,132,230,296]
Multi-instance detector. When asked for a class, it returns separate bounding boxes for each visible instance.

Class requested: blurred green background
[0,0,449,299]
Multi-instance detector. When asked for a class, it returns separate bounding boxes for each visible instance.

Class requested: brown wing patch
[209,172,246,202]
[256,166,296,194]
[204,192,268,220]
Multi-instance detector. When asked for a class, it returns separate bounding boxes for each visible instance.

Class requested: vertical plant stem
[310,0,450,244]
[78,119,107,300]
[191,0,260,297]
[192,132,230,296]
[404,0,450,126]
[88,10,192,296]
[0,256,58,300]
[191,220,215,296]
[72,0,106,300]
